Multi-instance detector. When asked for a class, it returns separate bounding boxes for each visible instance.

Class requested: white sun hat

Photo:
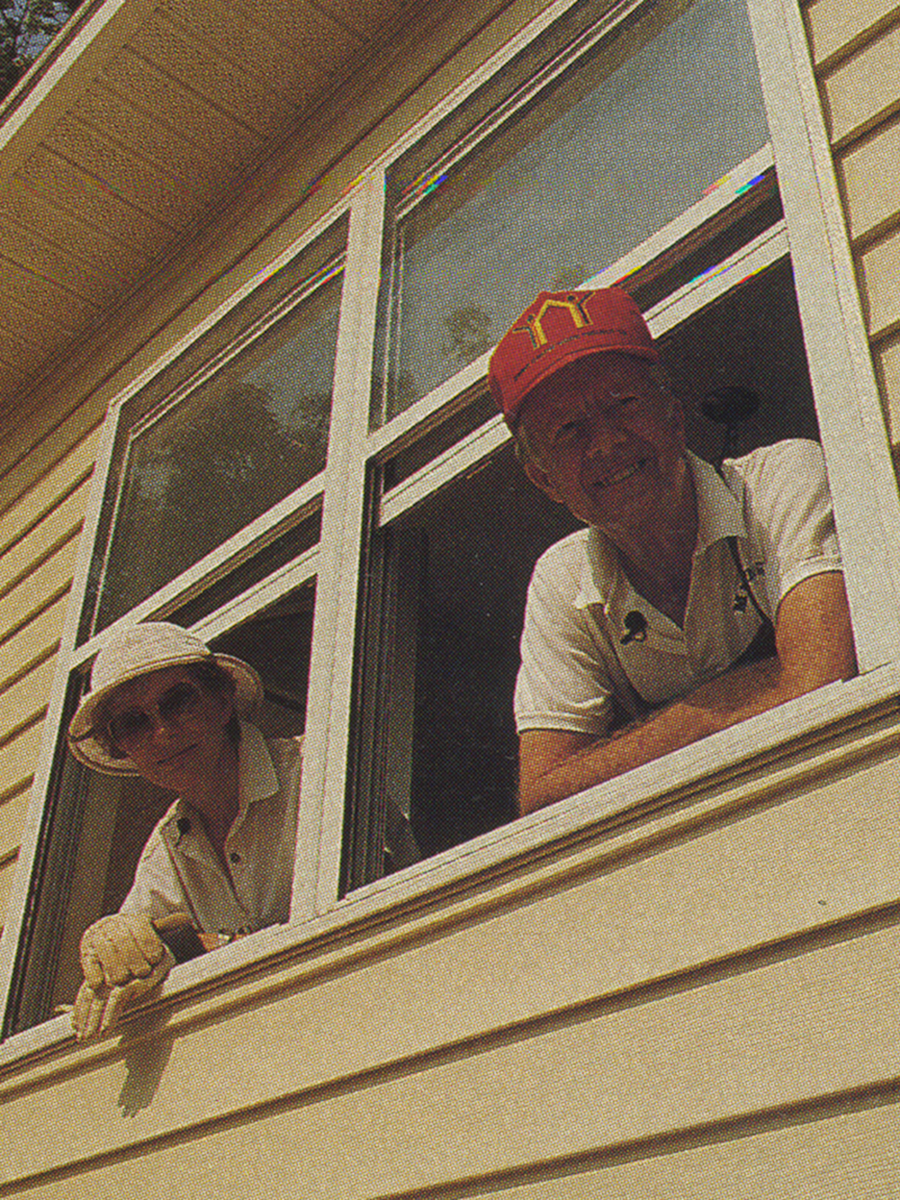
[67,622,263,775]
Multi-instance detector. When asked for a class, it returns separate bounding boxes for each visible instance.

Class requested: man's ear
[523,455,563,503]
[667,393,686,442]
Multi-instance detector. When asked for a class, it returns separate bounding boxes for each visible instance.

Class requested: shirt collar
[575,452,746,610]
[689,451,747,553]
[236,721,279,814]
[576,529,618,611]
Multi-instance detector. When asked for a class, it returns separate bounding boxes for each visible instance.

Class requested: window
[84,219,346,638]
[346,247,820,891]
[4,0,899,1039]
[343,0,826,889]
[2,218,343,1035]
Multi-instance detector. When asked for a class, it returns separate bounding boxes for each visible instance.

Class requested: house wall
[804,0,900,439]
[0,0,899,1194]
[0,703,899,1196]
[0,425,100,925]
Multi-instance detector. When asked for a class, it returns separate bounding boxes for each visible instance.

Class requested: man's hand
[72,912,192,1041]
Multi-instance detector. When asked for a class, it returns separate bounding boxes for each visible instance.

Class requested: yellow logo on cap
[513,294,592,349]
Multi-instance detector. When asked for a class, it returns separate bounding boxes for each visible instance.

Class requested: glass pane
[96,271,341,630]
[377,0,769,422]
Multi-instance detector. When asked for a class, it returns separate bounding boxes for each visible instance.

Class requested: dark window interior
[345,254,819,890]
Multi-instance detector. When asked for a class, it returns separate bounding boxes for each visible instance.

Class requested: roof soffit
[0,0,446,424]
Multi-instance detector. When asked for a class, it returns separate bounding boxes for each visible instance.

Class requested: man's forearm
[521,654,795,812]
[520,637,858,813]
[518,572,857,814]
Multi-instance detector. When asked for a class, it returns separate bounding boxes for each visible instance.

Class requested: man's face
[102,666,235,794]
[517,352,688,536]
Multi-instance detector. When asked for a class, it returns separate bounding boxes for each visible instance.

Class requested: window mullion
[747,0,900,671]
[290,170,388,922]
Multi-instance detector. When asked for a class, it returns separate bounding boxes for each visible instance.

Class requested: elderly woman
[67,622,303,1040]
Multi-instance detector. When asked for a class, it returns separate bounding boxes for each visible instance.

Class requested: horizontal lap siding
[1,726,900,1196]
[804,0,900,442]
[0,426,98,928]
[9,955,900,1200]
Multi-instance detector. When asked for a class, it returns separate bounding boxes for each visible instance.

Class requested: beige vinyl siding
[7,1106,900,1199]
[0,412,100,525]
[0,429,98,926]
[0,709,898,1195]
[804,0,900,443]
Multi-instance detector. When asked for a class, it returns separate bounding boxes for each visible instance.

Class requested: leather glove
[72,912,192,1041]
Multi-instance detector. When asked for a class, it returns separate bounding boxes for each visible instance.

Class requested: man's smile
[593,457,649,489]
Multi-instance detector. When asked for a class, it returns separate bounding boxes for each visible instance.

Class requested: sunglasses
[105,680,206,750]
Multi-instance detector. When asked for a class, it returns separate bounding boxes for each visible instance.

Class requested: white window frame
[0,201,350,1037]
[309,0,900,912]
[1,0,899,1058]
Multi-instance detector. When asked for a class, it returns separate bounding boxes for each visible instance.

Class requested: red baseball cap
[488,288,658,425]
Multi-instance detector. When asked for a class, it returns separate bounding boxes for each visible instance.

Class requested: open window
[9,578,315,1035]
[339,0,878,890]
[344,252,819,890]
[2,217,344,1035]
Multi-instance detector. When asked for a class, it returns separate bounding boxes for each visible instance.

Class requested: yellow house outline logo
[513,294,592,349]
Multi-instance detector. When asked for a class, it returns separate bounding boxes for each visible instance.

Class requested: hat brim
[508,341,659,426]
[67,652,264,776]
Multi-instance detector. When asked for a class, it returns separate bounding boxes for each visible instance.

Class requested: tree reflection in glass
[96,273,340,630]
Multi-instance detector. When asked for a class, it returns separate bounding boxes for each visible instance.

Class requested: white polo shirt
[120,722,303,937]
[515,439,843,737]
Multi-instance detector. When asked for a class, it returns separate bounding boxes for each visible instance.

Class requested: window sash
[0,208,351,1033]
[376,0,772,423]
[83,475,325,659]
[88,270,343,637]
[374,210,791,533]
[369,144,780,479]
[746,0,900,671]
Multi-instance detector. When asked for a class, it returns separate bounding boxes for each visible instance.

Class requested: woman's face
[102,666,236,795]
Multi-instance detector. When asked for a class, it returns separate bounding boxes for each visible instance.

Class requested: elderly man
[66,622,303,1039]
[488,288,856,816]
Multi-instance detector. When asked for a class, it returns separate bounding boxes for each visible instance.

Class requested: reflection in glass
[96,272,341,630]
[378,0,769,422]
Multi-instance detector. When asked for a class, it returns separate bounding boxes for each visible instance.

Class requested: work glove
[72,911,193,1041]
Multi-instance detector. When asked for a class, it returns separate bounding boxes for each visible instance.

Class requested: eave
[0,0,506,430]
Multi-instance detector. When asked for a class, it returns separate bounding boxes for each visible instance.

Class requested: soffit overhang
[0,0,478,423]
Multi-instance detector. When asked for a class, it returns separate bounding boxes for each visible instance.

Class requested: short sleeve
[515,539,616,737]
[727,439,842,615]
